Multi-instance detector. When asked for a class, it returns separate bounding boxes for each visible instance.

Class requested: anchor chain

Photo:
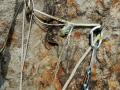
[83,25,103,90]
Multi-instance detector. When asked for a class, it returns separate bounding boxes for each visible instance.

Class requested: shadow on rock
[0,0,24,89]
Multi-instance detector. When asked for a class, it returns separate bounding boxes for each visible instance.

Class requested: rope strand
[23,14,33,60]
[20,2,25,90]
[33,13,65,26]
[33,9,100,27]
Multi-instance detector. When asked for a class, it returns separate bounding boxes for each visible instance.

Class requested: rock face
[0,0,120,90]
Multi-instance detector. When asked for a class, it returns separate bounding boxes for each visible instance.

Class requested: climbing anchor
[83,25,104,90]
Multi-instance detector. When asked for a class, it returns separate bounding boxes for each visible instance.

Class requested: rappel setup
[11,0,104,90]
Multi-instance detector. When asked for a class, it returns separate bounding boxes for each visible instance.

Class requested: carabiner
[90,25,103,49]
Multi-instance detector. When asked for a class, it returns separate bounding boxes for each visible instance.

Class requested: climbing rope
[20,0,33,90]
[23,6,33,60]
[33,9,100,27]
[20,1,25,90]
[33,13,65,26]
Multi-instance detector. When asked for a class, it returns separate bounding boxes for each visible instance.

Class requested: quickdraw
[20,0,34,90]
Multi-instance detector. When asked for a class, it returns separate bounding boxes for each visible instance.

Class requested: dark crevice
[0,0,24,88]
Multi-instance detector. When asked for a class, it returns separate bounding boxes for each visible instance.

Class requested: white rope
[33,9,100,27]
[20,1,35,90]
[23,14,33,60]
[33,13,65,26]
[62,47,91,90]
[20,2,25,90]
